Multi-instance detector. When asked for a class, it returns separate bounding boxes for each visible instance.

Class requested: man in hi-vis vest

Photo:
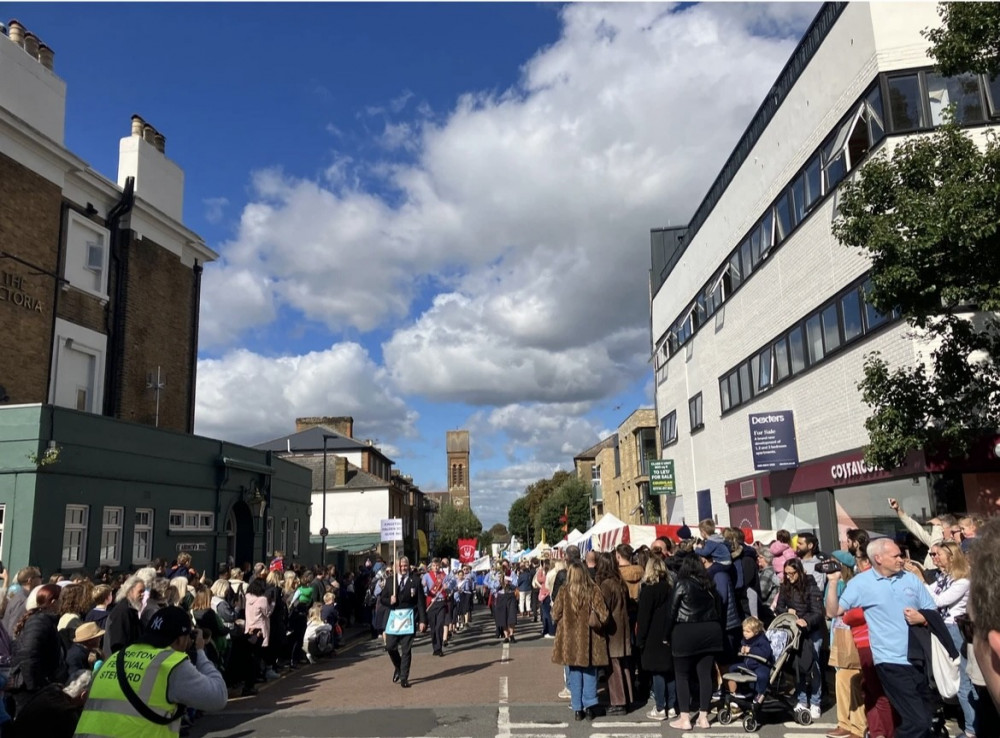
[74,606,227,737]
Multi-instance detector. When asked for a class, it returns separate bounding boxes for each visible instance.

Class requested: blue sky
[10,2,818,526]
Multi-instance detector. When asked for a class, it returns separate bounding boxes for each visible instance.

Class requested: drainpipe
[187,260,203,433]
[45,204,70,405]
[103,177,135,417]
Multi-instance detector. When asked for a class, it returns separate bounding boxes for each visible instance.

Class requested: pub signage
[1,271,42,312]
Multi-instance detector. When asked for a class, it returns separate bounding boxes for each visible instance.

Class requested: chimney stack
[37,43,53,69]
[153,131,165,153]
[22,31,38,59]
[7,19,24,47]
[295,416,355,438]
[334,457,348,487]
[142,123,155,145]
[131,114,144,137]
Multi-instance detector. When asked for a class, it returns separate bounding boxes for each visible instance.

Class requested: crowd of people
[503,504,1000,738]
[0,548,382,736]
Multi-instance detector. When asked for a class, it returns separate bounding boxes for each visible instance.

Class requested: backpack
[364,579,379,608]
[314,627,334,655]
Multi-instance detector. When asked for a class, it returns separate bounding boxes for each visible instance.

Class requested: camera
[816,559,843,574]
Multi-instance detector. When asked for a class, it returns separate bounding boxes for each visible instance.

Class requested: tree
[433,504,483,558]
[924,3,1000,78]
[536,476,592,543]
[508,497,533,548]
[488,523,509,538]
[833,116,1000,468]
[477,529,494,553]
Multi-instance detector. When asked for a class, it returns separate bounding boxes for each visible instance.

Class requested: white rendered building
[649,2,1000,551]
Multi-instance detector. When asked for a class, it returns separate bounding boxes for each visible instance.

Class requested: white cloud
[194,343,419,450]
[202,197,229,225]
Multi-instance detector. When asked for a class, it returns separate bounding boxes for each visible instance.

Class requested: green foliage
[536,476,591,543]
[833,118,1000,469]
[508,497,532,546]
[925,2,1000,78]
[477,529,494,553]
[433,504,483,558]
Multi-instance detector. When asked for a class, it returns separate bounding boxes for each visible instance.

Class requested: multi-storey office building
[649,2,1000,550]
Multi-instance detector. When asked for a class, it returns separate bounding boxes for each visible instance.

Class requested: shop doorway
[226,502,255,571]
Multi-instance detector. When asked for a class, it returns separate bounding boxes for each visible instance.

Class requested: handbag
[385,608,415,636]
[828,626,860,670]
[588,602,605,631]
[931,631,960,699]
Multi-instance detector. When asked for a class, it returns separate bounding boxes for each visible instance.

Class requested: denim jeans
[797,631,822,707]
[947,621,977,734]
[540,598,555,636]
[651,672,677,712]
[568,666,599,711]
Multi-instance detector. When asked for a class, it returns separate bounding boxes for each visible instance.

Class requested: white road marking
[497,676,510,737]
[782,722,836,728]
[502,640,510,663]
[507,723,569,729]
[591,733,663,738]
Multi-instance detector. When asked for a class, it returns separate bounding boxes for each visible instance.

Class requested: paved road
[189,608,861,738]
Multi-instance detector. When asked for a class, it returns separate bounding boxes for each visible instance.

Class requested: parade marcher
[380,556,427,688]
[537,559,555,638]
[493,579,517,643]
[422,558,448,657]
[75,605,228,736]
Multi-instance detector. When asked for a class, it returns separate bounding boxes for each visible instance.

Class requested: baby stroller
[718,613,810,733]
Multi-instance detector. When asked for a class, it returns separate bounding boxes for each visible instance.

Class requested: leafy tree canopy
[536,476,592,544]
[508,496,532,547]
[433,503,483,558]
[832,120,1000,469]
[925,2,1000,78]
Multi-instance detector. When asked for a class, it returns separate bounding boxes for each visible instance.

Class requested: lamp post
[320,434,334,567]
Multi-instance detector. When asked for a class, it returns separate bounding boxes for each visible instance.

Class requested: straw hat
[73,622,105,643]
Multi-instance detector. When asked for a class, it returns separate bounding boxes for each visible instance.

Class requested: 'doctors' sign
[748,411,799,470]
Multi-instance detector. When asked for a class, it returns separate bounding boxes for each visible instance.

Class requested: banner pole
[393,539,398,597]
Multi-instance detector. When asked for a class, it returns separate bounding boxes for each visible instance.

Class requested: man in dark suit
[379,555,427,688]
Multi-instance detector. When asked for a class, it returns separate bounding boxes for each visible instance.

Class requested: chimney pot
[22,31,39,59]
[7,19,24,47]
[142,124,156,144]
[153,132,166,154]
[130,115,144,137]
[37,43,53,70]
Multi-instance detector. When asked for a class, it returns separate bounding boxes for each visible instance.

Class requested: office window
[292,518,300,557]
[986,73,1000,117]
[759,211,774,261]
[727,251,742,293]
[841,289,864,343]
[689,393,704,432]
[862,279,890,331]
[788,326,807,375]
[773,336,790,383]
[100,506,123,566]
[866,86,886,146]
[774,193,792,244]
[740,238,754,278]
[821,303,841,354]
[133,508,153,564]
[660,411,677,447]
[927,72,985,126]
[62,505,89,568]
[168,510,214,532]
[887,74,925,131]
[753,346,773,392]
[803,155,822,210]
[791,173,806,226]
[738,363,752,404]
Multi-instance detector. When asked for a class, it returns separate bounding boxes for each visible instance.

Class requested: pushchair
[718,613,811,733]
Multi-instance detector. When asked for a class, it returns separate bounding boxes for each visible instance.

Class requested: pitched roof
[253,425,367,453]
[574,435,616,461]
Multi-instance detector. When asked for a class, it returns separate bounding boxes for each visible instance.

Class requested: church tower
[446,430,470,508]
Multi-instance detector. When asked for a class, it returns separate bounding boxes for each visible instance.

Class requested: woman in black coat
[666,554,724,730]
[635,557,675,720]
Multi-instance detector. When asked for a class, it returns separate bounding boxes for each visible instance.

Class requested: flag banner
[457,538,478,563]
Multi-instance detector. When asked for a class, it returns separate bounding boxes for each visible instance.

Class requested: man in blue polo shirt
[828,537,936,738]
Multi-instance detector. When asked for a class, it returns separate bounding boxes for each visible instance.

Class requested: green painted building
[0,404,312,577]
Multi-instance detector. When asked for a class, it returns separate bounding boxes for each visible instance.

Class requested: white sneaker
[667,708,677,718]
[646,708,666,721]
[544,634,555,639]
[809,704,822,720]
[558,687,571,699]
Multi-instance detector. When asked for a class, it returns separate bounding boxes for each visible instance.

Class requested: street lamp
[321,434,335,566]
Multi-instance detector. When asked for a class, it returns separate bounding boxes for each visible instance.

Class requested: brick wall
[116,232,197,431]
[0,151,61,404]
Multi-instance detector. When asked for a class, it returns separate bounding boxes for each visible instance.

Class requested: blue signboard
[748,411,799,470]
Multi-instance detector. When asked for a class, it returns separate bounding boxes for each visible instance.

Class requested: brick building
[574,409,658,525]
[0,20,215,431]
[649,2,1000,551]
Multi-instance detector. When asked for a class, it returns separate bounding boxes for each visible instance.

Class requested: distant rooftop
[253,425,368,454]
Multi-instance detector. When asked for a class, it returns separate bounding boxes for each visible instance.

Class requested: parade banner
[457,538,477,563]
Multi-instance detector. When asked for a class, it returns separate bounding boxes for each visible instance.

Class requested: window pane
[926,72,985,126]
[750,226,762,267]
[804,156,822,208]
[788,327,807,374]
[757,347,772,390]
[791,174,806,225]
[774,195,792,244]
[887,74,925,131]
[728,252,742,291]
[773,337,790,382]
[866,85,885,145]
[841,289,864,342]
[822,303,841,353]
[864,285,890,330]
[988,74,1000,117]
[729,371,741,405]
[806,314,824,364]
[738,363,752,403]
[823,139,847,191]
[720,379,731,412]
[759,211,774,260]
[740,239,753,277]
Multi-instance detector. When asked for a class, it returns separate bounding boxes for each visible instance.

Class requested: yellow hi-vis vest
[74,644,188,738]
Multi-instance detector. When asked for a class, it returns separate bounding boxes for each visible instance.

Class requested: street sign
[175,542,206,552]
[649,459,676,496]
[748,411,800,470]
[380,518,403,542]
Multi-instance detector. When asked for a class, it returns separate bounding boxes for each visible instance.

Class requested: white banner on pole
[380,518,403,542]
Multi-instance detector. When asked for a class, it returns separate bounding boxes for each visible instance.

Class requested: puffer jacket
[8,612,67,692]
[551,585,610,668]
[770,541,797,582]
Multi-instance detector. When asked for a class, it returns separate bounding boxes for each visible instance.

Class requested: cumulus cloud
[202,197,229,225]
[194,343,419,449]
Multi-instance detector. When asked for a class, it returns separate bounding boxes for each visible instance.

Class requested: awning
[308,532,382,554]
